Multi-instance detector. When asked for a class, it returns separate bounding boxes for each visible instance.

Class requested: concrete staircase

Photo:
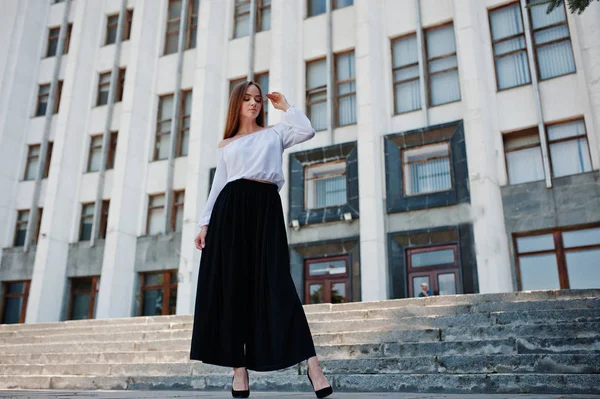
[0,289,599,395]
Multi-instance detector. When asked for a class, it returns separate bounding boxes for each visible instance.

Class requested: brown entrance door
[304,256,350,304]
[407,245,460,297]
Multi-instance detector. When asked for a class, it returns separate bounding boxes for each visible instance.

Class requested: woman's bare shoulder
[218,138,231,149]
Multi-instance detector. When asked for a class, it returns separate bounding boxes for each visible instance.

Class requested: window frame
[147,193,166,235]
[176,90,192,157]
[67,276,100,320]
[503,127,543,184]
[305,58,327,132]
[79,203,95,241]
[45,24,72,58]
[526,0,576,81]
[488,2,531,91]
[24,144,41,181]
[401,141,453,197]
[424,22,460,107]
[164,0,199,54]
[545,118,592,178]
[139,270,178,316]
[406,244,460,297]
[233,0,251,38]
[154,94,174,161]
[0,280,31,324]
[105,9,134,46]
[171,190,185,232]
[304,160,348,210]
[256,0,271,32]
[36,81,63,116]
[99,200,110,239]
[334,50,357,127]
[391,33,421,115]
[514,223,600,291]
[255,72,269,122]
[13,210,29,247]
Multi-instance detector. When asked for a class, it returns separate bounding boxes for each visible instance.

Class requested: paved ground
[1,392,599,399]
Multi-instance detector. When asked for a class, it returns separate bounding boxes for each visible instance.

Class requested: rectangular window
[164,0,198,53]
[503,127,545,184]
[188,0,200,49]
[97,68,126,106]
[229,77,246,96]
[516,226,600,290]
[34,208,43,246]
[105,9,134,45]
[403,142,452,196]
[407,245,459,297]
[234,0,251,38]
[79,203,94,241]
[155,95,174,161]
[256,72,269,123]
[547,119,592,178]
[68,276,100,320]
[13,210,29,247]
[24,145,41,181]
[177,90,192,157]
[257,0,271,32]
[334,0,353,9]
[139,270,178,316]
[308,0,326,16]
[36,81,62,116]
[306,59,327,131]
[305,256,349,304]
[305,161,347,209]
[46,24,72,57]
[172,190,185,233]
[88,132,118,172]
[1,281,30,324]
[425,24,460,106]
[527,0,576,80]
[147,194,165,235]
[99,200,110,239]
[489,3,531,90]
[335,51,356,127]
[392,34,421,114]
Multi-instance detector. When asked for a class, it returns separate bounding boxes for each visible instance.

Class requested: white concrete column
[95,2,164,319]
[177,0,229,315]
[267,0,302,225]
[0,0,47,268]
[26,1,104,322]
[453,0,512,293]
[354,0,389,301]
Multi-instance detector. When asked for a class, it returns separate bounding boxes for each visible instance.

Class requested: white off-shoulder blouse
[197,106,316,229]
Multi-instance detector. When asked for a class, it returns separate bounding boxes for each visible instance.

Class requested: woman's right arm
[197,149,228,230]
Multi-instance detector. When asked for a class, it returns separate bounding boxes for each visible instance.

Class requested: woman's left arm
[267,92,316,149]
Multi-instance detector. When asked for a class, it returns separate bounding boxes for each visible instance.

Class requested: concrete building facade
[0,0,599,324]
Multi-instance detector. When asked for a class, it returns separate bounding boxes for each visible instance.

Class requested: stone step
[0,373,599,394]
[516,336,600,354]
[442,322,600,342]
[1,354,597,377]
[3,307,598,346]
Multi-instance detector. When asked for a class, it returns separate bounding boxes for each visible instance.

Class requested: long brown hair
[223,80,265,140]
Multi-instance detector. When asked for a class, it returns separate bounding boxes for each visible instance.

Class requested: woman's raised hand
[266,92,290,112]
[194,226,208,250]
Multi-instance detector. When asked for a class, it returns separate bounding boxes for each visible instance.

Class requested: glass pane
[490,4,524,41]
[148,208,164,235]
[158,134,171,160]
[168,286,177,315]
[175,205,184,232]
[548,120,586,141]
[106,26,117,45]
[80,222,92,241]
[392,35,418,68]
[412,276,430,298]
[403,144,451,195]
[516,234,554,253]
[519,254,560,290]
[426,25,456,59]
[537,40,575,80]
[47,39,58,57]
[145,273,164,287]
[331,282,346,303]
[529,0,567,29]
[70,293,91,320]
[338,94,356,126]
[308,102,327,131]
[336,52,355,80]
[234,14,250,38]
[394,66,419,83]
[260,7,271,31]
[506,147,545,184]
[82,204,95,216]
[26,158,39,180]
[72,279,92,292]
[411,249,455,267]
[335,0,353,8]
[1,297,23,324]
[168,0,182,18]
[438,273,456,295]
[550,139,591,178]
[429,56,457,74]
[142,289,163,316]
[6,282,25,294]
[308,60,327,89]
[496,51,531,89]
[314,175,347,208]
[494,37,527,56]
[308,0,326,16]
[166,34,179,55]
[430,69,460,106]
[97,90,109,106]
[309,284,324,304]
[180,130,189,157]
[89,148,102,172]
[534,25,570,45]
[170,270,178,284]
[566,249,600,289]
[309,259,347,276]
[395,79,421,114]
[563,228,600,248]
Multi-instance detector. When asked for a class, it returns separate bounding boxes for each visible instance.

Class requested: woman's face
[240,84,263,121]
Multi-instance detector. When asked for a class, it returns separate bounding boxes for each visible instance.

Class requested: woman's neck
[237,118,261,135]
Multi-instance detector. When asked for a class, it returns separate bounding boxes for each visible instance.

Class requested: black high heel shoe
[231,368,250,398]
[307,367,333,399]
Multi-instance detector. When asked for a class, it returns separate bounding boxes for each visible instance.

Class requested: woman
[190,81,333,399]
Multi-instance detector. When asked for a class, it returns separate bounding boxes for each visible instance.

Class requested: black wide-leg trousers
[190,178,317,371]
